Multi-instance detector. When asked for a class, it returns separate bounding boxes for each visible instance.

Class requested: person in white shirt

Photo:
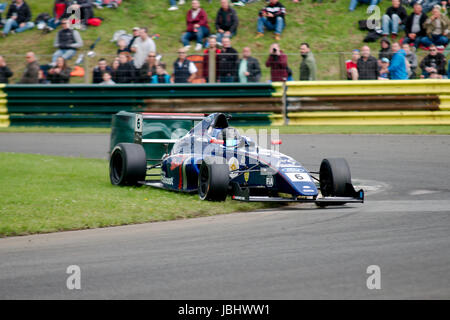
[131,27,156,70]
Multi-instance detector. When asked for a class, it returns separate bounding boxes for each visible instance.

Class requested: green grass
[0,0,424,83]
[0,152,270,237]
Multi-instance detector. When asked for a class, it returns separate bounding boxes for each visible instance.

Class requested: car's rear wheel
[110,143,147,186]
[198,158,229,201]
[319,158,352,197]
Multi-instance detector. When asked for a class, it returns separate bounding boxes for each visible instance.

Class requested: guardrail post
[282,81,289,125]
[208,48,216,83]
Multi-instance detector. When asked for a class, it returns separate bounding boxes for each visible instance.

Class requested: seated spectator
[256,0,286,41]
[346,49,360,80]
[421,0,447,13]
[382,0,408,38]
[52,19,83,64]
[131,27,157,71]
[47,57,72,83]
[92,58,112,83]
[299,43,316,81]
[151,63,171,83]
[403,3,428,48]
[379,37,393,62]
[168,0,185,11]
[420,5,449,48]
[238,47,261,83]
[117,39,131,55]
[420,44,446,78]
[388,42,408,79]
[202,35,221,82]
[215,0,239,45]
[19,52,40,84]
[182,0,210,51]
[357,45,379,80]
[100,71,116,85]
[0,55,13,84]
[68,0,94,28]
[265,43,288,82]
[172,48,198,83]
[402,43,418,78]
[218,36,239,82]
[1,0,34,37]
[378,57,390,80]
[138,51,158,83]
[113,52,135,83]
[348,0,380,13]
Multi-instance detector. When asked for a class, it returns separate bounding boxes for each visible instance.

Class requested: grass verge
[0,152,270,237]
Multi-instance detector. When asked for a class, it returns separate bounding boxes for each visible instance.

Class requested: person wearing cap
[346,49,360,80]
[127,27,141,51]
[420,5,449,48]
[172,48,198,83]
[378,58,390,80]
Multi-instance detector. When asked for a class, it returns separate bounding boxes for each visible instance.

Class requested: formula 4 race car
[109,112,364,207]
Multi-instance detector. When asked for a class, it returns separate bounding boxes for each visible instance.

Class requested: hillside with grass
[1,0,409,82]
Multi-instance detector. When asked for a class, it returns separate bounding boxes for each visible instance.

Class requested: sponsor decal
[161,175,174,186]
[228,157,239,178]
[302,189,315,193]
[281,167,305,173]
[244,171,250,183]
[285,172,312,182]
[266,175,274,187]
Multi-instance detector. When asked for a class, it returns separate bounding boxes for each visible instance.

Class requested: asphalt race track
[0,133,449,299]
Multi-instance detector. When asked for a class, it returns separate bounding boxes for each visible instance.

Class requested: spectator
[100,72,115,85]
[215,0,239,45]
[52,18,83,64]
[168,0,186,11]
[68,0,94,28]
[202,35,221,82]
[256,0,286,41]
[421,5,449,48]
[388,42,408,79]
[420,44,446,78]
[265,43,288,82]
[346,49,360,80]
[402,43,418,78]
[379,37,393,62]
[299,43,316,81]
[357,45,379,80]
[113,52,135,83]
[238,47,261,83]
[117,39,131,55]
[0,55,13,84]
[151,63,171,83]
[181,0,210,51]
[1,0,34,37]
[348,0,380,12]
[172,48,198,83]
[217,36,239,82]
[127,27,141,51]
[19,52,40,84]
[138,52,158,83]
[421,0,447,13]
[131,27,157,70]
[92,58,112,83]
[403,3,428,48]
[382,0,408,38]
[378,57,390,80]
[47,57,72,84]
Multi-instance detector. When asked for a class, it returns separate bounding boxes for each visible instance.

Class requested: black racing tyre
[319,158,352,197]
[198,157,229,201]
[110,143,147,186]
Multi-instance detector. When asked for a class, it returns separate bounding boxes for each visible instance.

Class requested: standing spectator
[420,44,446,78]
[346,49,360,80]
[151,63,171,83]
[217,37,239,82]
[68,0,94,28]
[1,0,34,37]
[19,52,40,84]
[47,57,72,84]
[402,43,418,78]
[403,3,428,48]
[265,43,288,82]
[0,55,13,84]
[172,48,198,83]
[127,27,141,51]
[238,47,261,83]
[52,18,83,64]
[113,52,135,83]
[420,5,449,48]
[382,0,408,38]
[131,27,157,70]
[202,35,221,82]
[348,0,380,12]
[138,52,158,83]
[168,0,186,11]
[100,72,115,85]
[378,58,390,80]
[379,37,393,62]
[299,43,316,81]
[215,0,239,45]
[92,58,112,83]
[181,0,210,51]
[357,45,379,80]
[256,0,286,41]
[388,42,408,80]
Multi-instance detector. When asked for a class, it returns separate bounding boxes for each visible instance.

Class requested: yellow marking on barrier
[0,114,10,127]
[272,80,450,97]
[439,95,450,111]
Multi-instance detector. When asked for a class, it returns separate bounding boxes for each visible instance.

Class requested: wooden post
[208,48,216,83]
[282,81,289,125]
[339,52,347,80]
[84,53,90,84]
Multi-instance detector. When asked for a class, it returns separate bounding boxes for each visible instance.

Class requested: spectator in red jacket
[202,35,221,82]
[181,0,210,52]
[265,43,288,82]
